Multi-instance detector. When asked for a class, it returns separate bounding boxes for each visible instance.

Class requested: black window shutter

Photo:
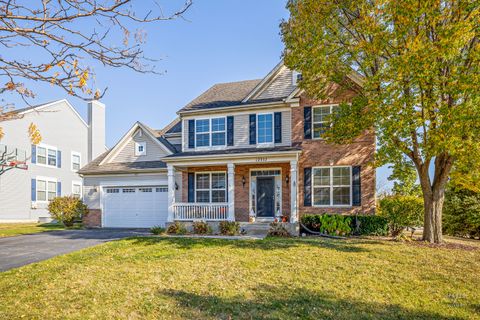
[188,120,195,148]
[188,173,195,203]
[352,166,362,206]
[274,112,282,143]
[227,116,234,146]
[304,167,312,207]
[304,106,312,139]
[249,114,256,145]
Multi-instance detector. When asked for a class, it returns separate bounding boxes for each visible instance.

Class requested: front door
[256,177,275,217]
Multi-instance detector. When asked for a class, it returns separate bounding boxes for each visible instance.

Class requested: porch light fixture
[285,174,290,185]
[242,176,246,188]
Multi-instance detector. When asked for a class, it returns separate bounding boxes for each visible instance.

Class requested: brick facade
[83,209,102,228]
[292,90,376,217]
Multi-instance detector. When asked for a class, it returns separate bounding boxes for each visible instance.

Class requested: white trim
[35,143,58,168]
[163,152,300,165]
[256,112,274,145]
[134,141,147,156]
[194,171,227,203]
[100,122,173,165]
[249,167,282,218]
[72,180,82,199]
[242,62,285,103]
[178,101,287,116]
[311,166,352,207]
[312,104,339,140]
[71,151,81,172]
[292,70,302,86]
[18,99,88,128]
[194,116,227,149]
[34,176,58,203]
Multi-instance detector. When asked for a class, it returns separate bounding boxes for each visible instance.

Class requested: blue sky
[6,0,392,190]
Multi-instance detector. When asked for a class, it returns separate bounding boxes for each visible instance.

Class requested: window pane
[211,132,225,146]
[48,181,56,192]
[313,187,330,205]
[196,174,210,189]
[211,118,225,132]
[48,149,56,166]
[37,180,46,191]
[257,114,273,143]
[211,173,226,189]
[196,119,210,133]
[73,163,80,170]
[37,147,46,165]
[313,123,327,139]
[313,168,330,186]
[48,191,56,201]
[313,106,331,122]
[333,167,350,185]
[196,133,210,147]
[73,185,81,194]
[212,190,226,203]
[196,190,210,203]
[333,187,350,205]
[37,191,46,201]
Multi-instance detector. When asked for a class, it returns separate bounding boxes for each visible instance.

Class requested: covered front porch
[164,150,301,224]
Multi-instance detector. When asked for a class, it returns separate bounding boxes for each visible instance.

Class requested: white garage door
[103,186,168,228]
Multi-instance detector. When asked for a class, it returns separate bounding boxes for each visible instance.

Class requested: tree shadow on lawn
[157,284,463,320]
[128,236,378,253]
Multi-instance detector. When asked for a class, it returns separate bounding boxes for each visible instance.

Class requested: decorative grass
[0,237,478,319]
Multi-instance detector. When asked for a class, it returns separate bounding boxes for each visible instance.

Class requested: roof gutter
[177,100,287,116]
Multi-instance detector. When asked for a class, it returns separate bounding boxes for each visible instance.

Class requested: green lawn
[0,237,479,319]
[0,222,65,237]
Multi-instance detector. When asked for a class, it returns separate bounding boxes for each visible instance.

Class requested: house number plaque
[256,157,268,162]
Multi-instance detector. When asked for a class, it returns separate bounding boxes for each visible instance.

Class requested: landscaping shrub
[267,221,291,237]
[300,214,352,236]
[192,221,212,235]
[379,195,423,237]
[219,221,240,236]
[150,226,165,235]
[352,215,389,236]
[166,221,187,235]
[48,196,88,227]
[443,188,480,239]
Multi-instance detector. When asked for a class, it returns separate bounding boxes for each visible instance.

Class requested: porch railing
[173,203,229,221]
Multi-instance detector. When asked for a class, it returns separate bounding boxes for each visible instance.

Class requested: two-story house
[0,99,106,222]
[79,62,375,230]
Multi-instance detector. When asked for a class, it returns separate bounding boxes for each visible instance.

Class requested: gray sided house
[80,62,376,230]
[0,100,105,221]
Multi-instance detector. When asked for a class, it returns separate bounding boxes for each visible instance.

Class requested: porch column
[167,164,175,223]
[227,163,235,221]
[290,160,298,223]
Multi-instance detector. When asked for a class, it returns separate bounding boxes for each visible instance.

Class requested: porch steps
[240,222,271,237]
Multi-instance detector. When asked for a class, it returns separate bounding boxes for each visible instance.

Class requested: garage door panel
[103,186,168,228]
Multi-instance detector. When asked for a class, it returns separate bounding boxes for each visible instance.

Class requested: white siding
[255,67,296,100]
[111,129,169,163]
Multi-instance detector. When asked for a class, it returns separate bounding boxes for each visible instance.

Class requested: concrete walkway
[0,229,149,272]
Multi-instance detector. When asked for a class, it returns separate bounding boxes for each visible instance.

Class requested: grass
[0,237,479,319]
[0,222,66,237]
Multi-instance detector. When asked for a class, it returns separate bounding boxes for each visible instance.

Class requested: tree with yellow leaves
[282,0,479,243]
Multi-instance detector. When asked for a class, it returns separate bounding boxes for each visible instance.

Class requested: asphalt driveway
[0,229,150,272]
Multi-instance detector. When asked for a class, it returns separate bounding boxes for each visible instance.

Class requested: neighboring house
[80,62,375,229]
[0,100,106,221]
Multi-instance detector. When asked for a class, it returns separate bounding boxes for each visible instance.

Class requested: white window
[122,188,135,193]
[72,182,82,198]
[312,105,339,139]
[139,187,152,193]
[135,142,147,156]
[312,166,352,206]
[71,152,81,171]
[106,188,120,194]
[36,178,57,202]
[195,172,226,203]
[292,70,303,85]
[195,117,226,147]
[36,145,57,167]
[257,113,273,144]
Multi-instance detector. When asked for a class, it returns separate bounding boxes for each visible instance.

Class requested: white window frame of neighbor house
[312,104,339,139]
[71,151,81,172]
[135,141,147,156]
[72,181,82,198]
[194,171,227,203]
[292,70,303,85]
[312,166,352,207]
[36,144,57,167]
[256,113,274,145]
[195,117,226,148]
[36,177,57,203]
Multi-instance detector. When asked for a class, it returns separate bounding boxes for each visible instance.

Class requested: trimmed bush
[268,221,291,237]
[353,215,389,236]
[192,221,212,235]
[150,226,165,235]
[219,221,240,236]
[443,188,480,239]
[48,196,88,227]
[166,221,187,235]
[300,214,352,236]
[379,195,423,237]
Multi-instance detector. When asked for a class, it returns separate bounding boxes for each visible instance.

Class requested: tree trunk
[422,188,445,243]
